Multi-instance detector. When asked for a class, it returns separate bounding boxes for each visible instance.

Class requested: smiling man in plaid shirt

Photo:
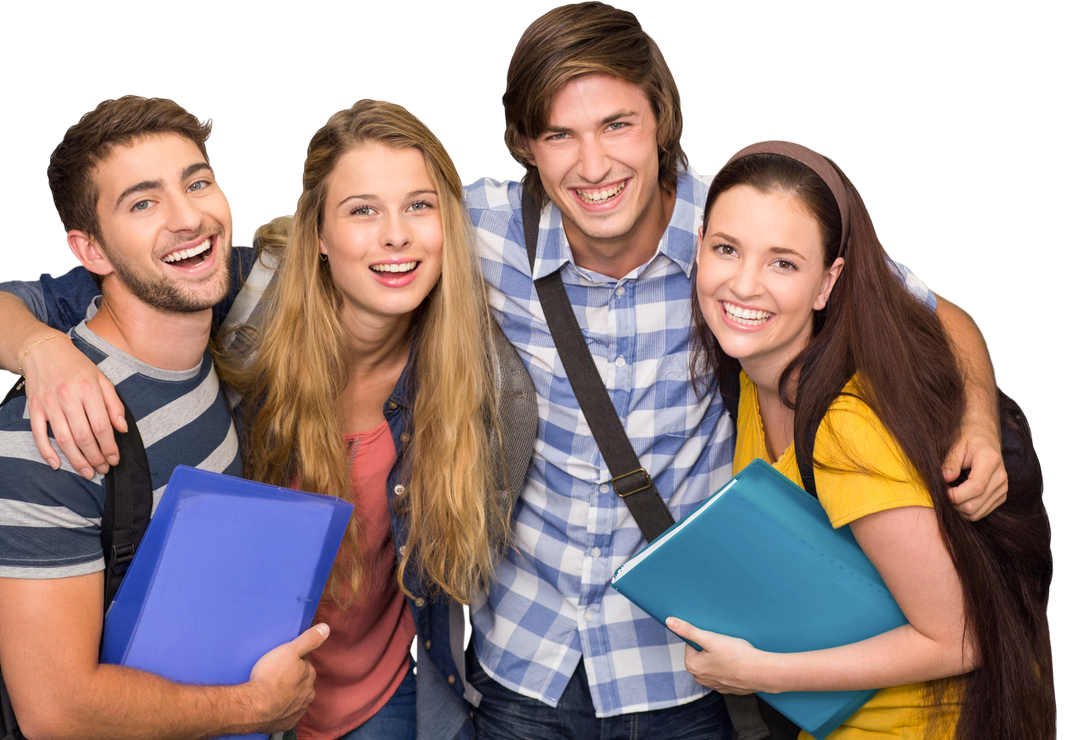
[461,4,1006,740]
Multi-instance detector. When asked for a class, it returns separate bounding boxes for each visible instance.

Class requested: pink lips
[369,260,421,288]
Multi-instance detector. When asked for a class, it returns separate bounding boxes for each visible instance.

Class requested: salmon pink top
[297,420,415,740]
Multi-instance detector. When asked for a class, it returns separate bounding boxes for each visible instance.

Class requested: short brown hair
[503,2,687,204]
[48,96,212,240]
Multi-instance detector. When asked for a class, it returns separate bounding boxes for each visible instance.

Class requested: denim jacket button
[448,675,455,685]
[394,484,405,496]
[401,432,411,444]
[388,401,398,410]
[425,639,432,650]
[415,597,425,607]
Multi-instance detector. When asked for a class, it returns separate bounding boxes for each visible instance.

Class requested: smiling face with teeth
[695,184,844,382]
[318,143,443,331]
[71,133,232,315]
[525,74,672,277]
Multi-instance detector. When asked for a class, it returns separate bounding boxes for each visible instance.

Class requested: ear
[67,230,114,278]
[695,225,704,267]
[813,257,845,311]
[318,233,329,259]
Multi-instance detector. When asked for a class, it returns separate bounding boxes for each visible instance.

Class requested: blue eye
[188,180,209,193]
[607,122,628,131]
[133,200,151,212]
[407,201,434,212]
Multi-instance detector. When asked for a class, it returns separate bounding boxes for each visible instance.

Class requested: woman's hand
[666,617,769,695]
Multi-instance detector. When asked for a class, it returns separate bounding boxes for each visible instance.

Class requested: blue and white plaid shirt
[466,167,933,717]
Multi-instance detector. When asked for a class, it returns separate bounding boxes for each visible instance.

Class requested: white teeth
[723,302,773,326]
[371,261,418,273]
[576,181,626,204]
[163,238,211,264]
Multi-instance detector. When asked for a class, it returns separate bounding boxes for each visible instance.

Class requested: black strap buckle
[111,543,135,567]
[611,468,652,498]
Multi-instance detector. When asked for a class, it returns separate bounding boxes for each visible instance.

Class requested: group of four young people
[0,2,1052,740]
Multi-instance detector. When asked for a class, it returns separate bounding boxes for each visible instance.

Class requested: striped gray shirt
[0,315,241,579]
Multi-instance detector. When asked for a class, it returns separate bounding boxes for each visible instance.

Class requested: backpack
[0,378,152,740]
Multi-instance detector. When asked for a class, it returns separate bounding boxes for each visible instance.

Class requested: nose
[381,210,411,250]
[165,192,203,233]
[729,260,763,300]
[578,135,612,184]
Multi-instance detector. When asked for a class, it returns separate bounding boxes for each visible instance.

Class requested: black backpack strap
[99,396,153,610]
[522,192,675,542]
[525,195,787,739]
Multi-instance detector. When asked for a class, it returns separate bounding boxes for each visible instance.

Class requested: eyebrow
[542,109,638,136]
[709,230,806,259]
[336,189,438,208]
[114,162,213,210]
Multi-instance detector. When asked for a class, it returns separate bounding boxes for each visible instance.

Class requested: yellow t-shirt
[733,372,961,740]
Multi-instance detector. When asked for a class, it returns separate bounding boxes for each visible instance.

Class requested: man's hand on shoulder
[20,330,126,479]
[934,294,1008,521]
[943,409,1008,521]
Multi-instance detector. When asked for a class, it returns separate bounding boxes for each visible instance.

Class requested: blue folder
[101,466,353,740]
[611,459,908,739]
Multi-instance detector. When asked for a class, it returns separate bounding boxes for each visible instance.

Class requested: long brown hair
[221,100,508,605]
[690,151,1054,739]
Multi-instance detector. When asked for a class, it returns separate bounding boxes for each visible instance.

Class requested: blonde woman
[2,100,536,740]
[217,100,535,740]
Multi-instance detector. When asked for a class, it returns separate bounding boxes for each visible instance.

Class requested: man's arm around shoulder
[0,572,328,740]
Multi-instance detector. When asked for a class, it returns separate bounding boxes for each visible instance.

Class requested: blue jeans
[467,646,733,740]
[336,662,417,740]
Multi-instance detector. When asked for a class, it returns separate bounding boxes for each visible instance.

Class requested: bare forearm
[936,294,998,434]
[0,291,61,375]
[749,624,974,694]
[21,664,266,740]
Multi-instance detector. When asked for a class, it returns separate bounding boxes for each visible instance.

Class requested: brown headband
[723,141,850,256]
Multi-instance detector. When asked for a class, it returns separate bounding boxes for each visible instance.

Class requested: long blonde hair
[222,100,507,604]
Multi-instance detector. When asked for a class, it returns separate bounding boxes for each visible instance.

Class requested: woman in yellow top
[668,142,1053,739]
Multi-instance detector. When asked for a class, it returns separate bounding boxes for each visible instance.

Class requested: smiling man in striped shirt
[0,96,328,740]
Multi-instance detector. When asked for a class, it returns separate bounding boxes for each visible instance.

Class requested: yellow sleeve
[813,387,934,528]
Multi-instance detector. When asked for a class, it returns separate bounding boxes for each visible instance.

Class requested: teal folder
[611,459,907,739]
[101,466,353,740]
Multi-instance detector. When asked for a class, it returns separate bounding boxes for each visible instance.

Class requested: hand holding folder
[611,459,908,740]
[102,466,354,740]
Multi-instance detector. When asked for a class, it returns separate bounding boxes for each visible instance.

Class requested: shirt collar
[529,167,701,282]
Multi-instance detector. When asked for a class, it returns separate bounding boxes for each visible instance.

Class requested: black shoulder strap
[99,398,153,610]
[0,378,151,609]
[522,192,674,542]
